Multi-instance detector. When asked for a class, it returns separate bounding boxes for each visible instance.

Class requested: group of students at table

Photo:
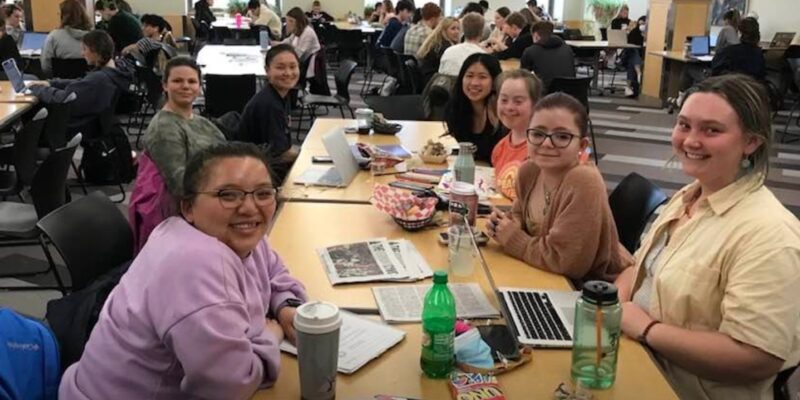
[45,31,799,397]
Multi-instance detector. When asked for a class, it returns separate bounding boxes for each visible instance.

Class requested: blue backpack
[0,308,60,400]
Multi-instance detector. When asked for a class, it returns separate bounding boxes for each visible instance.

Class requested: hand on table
[621,301,655,339]
[486,208,519,245]
[277,306,298,345]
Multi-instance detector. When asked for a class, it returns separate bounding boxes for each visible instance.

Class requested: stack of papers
[279,311,405,374]
[317,239,433,285]
[372,283,500,323]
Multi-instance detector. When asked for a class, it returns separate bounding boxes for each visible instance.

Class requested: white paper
[279,311,405,374]
[387,240,433,282]
[437,166,499,199]
[372,283,500,323]
[318,239,431,285]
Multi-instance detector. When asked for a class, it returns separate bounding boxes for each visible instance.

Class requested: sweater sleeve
[259,241,308,315]
[145,117,188,196]
[41,33,56,76]
[500,168,607,280]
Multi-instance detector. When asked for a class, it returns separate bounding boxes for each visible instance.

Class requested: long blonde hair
[417,17,459,59]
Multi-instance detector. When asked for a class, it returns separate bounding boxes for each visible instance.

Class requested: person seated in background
[488,93,632,282]
[711,17,765,81]
[27,30,132,139]
[2,4,24,46]
[615,74,800,400]
[248,0,281,39]
[520,21,575,90]
[438,13,486,76]
[305,0,334,23]
[417,16,459,84]
[479,0,494,22]
[121,14,175,56]
[379,0,395,25]
[389,7,418,54]
[459,2,491,41]
[95,0,142,52]
[616,15,646,97]
[403,3,442,56]
[376,0,413,48]
[482,6,510,52]
[41,0,92,77]
[491,69,542,200]
[526,0,550,21]
[716,9,741,51]
[609,4,630,30]
[369,1,384,23]
[490,12,532,60]
[0,11,21,69]
[239,44,301,184]
[281,7,320,64]
[445,53,502,162]
[60,141,308,399]
[193,0,216,36]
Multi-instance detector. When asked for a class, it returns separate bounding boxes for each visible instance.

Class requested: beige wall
[129,0,186,35]
[749,0,800,45]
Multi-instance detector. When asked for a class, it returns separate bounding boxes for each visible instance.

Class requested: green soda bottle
[420,271,456,379]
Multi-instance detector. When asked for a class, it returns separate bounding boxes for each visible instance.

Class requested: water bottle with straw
[570,281,622,389]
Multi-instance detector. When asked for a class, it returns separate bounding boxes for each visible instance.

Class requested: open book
[317,239,433,285]
[279,311,405,374]
[372,283,500,323]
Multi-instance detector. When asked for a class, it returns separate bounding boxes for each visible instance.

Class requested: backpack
[128,152,175,254]
[45,261,131,372]
[80,124,135,185]
[0,308,60,400]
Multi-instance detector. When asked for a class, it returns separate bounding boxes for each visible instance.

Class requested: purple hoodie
[59,217,307,399]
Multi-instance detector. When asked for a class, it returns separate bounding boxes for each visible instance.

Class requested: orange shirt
[491,133,528,200]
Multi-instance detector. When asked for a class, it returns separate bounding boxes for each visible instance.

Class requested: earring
[740,158,752,169]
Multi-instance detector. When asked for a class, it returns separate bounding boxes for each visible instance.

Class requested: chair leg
[39,235,67,295]
[348,106,355,119]
[339,105,346,118]
[589,118,599,164]
[71,161,88,195]
[295,105,305,142]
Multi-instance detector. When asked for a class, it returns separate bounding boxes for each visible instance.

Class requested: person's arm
[520,47,534,71]
[259,240,308,343]
[145,119,189,196]
[294,28,320,61]
[494,170,608,279]
[614,265,636,302]
[40,33,56,76]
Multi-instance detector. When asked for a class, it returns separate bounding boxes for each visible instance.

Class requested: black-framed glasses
[195,188,279,209]
[526,129,580,148]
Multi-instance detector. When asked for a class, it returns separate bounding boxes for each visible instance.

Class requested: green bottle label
[422,329,454,361]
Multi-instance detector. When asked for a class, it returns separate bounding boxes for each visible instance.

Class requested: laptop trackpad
[549,291,580,327]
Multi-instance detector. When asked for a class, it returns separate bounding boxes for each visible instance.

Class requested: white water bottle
[259,30,269,49]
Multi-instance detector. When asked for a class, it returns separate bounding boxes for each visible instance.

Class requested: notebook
[294,130,360,187]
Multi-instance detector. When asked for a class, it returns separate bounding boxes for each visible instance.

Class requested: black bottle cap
[581,280,619,305]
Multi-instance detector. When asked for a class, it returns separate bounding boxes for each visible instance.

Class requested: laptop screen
[2,58,25,93]
[690,36,710,56]
[20,32,47,51]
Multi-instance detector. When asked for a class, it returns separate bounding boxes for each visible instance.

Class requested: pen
[373,171,404,177]
[341,307,381,315]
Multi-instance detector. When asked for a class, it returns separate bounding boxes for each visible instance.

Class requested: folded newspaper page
[372,283,500,323]
[318,239,432,285]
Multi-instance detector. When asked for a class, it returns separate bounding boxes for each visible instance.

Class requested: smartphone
[388,181,432,192]
[438,230,489,246]
[477,324,521,361]
[311,155,333,163]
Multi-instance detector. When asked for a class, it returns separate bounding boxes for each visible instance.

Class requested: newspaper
[279,311,406,374]
[318,239,432,285]
[372,283,500,323]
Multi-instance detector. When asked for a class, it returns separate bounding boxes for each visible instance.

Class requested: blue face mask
[454,328,494,369]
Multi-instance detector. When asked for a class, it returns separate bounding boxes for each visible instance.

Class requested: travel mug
[294,301,342,400]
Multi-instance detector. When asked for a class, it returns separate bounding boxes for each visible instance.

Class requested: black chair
[0,133,81,294]
[775,365,800,400]
[337,29,366,63]
[548,76,599,164]
[607,172,668,254]
[222,37,257,45]
[298,59,358,139]
[782,57,800,142]
[36,191,132,293]
[51,58,88,79]
[403,57,423,94]
[203,74,256,118]
[364,94,425,120]
[0,108,48,201]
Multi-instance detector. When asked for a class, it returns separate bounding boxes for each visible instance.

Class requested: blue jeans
[619,49,642,92]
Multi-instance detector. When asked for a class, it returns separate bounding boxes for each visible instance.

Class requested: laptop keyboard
[508,291,572,342]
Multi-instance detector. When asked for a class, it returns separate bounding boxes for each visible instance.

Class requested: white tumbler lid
[451,181,476,195]
[294,301,342,335]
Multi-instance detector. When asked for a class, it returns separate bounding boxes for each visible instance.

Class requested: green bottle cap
[433,270,448,284]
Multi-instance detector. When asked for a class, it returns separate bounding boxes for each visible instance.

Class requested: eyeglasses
[195,188,279,209]
[526,129,580,148]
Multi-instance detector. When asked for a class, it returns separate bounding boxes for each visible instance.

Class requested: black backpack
[80,124,135,185]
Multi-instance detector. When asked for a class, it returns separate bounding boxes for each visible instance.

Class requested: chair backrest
[403,57,423,94]
[204,74,256,118]
[775,365,800,400]
[29,133,81,220]
[563,28,582,40]
[364,94,426,120]
[51,58,88,79]
[0,308,60,399]
[41,92,77,150]
[788,57,800,89]
[608,172,669,253]
[333,59,358,103]
[547,76,593,112]
[12,108,48,186]
[37,191,133,292]
[161,44,178,60]
[222,37,256,45]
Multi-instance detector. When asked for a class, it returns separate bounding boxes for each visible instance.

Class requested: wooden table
[255,202,677,400]
[333,21,381,34]
[647,51,712,104]
[195,45,266,76]
[0,81,37,103]
[500,58,520,71]
[0,102,33,128]
[281,118,457,204]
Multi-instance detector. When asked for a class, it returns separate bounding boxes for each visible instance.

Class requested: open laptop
[709,25,722,48]
[465,214,581,348]
[19,32,47,56]
[607,29,628,47]
[2,58,30,94]
[770,32,796,48]
[294,130,360,187]
[688,36,713,61]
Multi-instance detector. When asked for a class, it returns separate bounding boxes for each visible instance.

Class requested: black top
[627,26,644,46]
[238,83,292,158]
[520,35,575,89]
[306,11,334,22]
[420,42,451,83]
[194,1,216,26]
[0,34,22,69]
[610,17,630,30]
[495,31,533,60]
[450,109,502,163]
[107,11,143,52]
[711,43,766,80]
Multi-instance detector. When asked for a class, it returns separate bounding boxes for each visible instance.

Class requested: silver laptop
[466,215,580,348]
[294,130,360,187]
[771,32,796,48]
[607,29,628,47]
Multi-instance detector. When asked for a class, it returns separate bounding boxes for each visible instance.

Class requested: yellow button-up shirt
[631,175,800,400]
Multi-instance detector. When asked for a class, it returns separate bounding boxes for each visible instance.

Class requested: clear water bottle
[259,30,270,50]
[571,281,622,389]
[421,271,456,379]
[453,142,475,184]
